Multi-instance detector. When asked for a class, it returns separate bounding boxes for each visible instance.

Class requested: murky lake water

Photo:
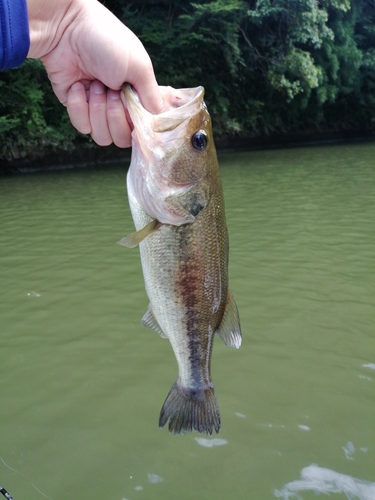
[1,143,374,500]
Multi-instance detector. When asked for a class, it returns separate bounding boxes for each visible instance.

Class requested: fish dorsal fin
[141,304,168,338]
[117,220,160,248]
[215,290,242,349]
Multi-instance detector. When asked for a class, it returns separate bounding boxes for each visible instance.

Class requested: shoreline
[1,130,374,175]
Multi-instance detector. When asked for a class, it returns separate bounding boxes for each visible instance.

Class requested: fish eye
[191,130,208,151]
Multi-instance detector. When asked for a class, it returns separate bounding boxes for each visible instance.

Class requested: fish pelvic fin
[159,382,221,435]
[117,220,160,248]
[215,289,242,349]
[141,304,168,338]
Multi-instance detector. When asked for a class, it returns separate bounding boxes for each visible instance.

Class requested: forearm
[26,0,83,58]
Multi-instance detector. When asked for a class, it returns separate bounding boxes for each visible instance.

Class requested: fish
[119,83,241,435]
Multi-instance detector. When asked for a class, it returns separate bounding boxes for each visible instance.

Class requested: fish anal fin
[215,289,242,349]
[141,304,167,338]
[159,382,221,435]
[117,219,160,248]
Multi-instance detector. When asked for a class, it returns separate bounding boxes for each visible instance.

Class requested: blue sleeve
[0,0,30,70]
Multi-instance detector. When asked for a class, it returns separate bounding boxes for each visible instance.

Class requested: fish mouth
[125,108,134,132]
[121,84,204,134]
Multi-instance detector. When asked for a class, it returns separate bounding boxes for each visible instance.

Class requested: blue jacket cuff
[0,0,30,70]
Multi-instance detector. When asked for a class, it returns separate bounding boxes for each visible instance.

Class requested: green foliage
[116,0,375,136]
[1,0,375,164]
[0,59,80,161]
[118,0,250,135]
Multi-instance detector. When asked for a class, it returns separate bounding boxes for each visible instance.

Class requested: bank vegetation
[1,0,375,168]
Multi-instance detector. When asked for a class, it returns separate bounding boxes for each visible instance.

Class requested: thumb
[123,45,165,115]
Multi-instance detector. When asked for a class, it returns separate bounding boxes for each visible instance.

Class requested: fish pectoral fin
[117,220,160,248]
[165,189,208,225]
[141,304,168,338]
[215,289,242,349]
[165,197,195,225]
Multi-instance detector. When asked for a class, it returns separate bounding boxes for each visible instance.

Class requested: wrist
[26,0,83,58]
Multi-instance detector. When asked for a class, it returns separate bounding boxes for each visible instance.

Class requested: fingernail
[92,81,104,95]
[71,82,83,92]
[108,90,120,100]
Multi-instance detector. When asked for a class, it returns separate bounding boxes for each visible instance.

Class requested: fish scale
[120,84,242,435]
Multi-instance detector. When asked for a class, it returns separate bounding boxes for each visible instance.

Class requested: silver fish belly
[120,84,242,435]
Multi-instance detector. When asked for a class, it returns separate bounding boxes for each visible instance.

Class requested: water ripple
[274,464,375,500]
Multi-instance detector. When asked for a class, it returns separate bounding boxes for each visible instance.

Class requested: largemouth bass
[120,84,241,435]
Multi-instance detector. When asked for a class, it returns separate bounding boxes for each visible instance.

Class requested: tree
[1,0,375,165]
[0,60,79,162]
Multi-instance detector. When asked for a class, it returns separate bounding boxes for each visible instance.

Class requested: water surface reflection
[275,464,375,500]
[0,143,374,499]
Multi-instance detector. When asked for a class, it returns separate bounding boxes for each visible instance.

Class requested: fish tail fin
[159,382,221,435]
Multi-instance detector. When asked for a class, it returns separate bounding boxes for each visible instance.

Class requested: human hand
[26,0,164,147]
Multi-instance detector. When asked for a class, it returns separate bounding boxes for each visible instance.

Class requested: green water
[1,143,374,500]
